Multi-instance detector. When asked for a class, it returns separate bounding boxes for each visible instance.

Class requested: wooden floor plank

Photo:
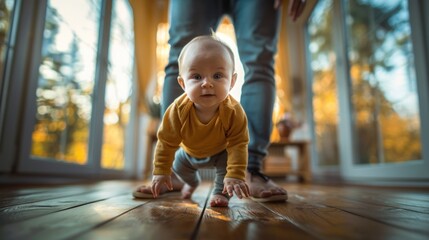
[0,188,95,209]
[259,184,427,240]
[0,188,130,224]
[322,186,429,214]
[196,194,317,240]
[323,197,429,235]
[0,188,52,198]
[287,185,429,235]
[0,181,135,209]
[71,183,212,240]
[367,190,429,202]
[0,194,145,240]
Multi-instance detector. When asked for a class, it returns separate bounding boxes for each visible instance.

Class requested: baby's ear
[230,73,238,89]
[177,76,186,90]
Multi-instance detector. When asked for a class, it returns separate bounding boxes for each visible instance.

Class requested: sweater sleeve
[224,105,249,180]
[153,103,182,176]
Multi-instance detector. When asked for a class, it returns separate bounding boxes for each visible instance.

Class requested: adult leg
[231,0,287,201]
[161,0,225,114]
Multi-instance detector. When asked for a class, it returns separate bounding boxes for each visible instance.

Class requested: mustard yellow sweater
[153,93,249,180]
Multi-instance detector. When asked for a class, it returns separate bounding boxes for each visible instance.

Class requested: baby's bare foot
[181,184,197,199]
[210,194,229,207]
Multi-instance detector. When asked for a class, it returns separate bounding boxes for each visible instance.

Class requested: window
[345,0,422,165]
[101,0,135,169]
[31,0,101,164]
[307,0,340,167]
[305,0,428,180]
[7,0,138,177]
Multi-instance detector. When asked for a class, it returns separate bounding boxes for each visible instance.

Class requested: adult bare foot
[133,173,184,198]
[246,170,288,202]
[209,194,229,207]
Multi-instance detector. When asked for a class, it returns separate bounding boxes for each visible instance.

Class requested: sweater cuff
[225,171,245,181]
[153,168,172,176]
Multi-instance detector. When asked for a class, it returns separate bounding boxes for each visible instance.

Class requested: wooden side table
[264,139,311,182]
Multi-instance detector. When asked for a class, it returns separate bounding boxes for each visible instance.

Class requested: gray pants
[172,148,227,196]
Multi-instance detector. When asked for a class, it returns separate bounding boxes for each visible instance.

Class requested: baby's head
[177,35,237,110]
[178,35,235,74]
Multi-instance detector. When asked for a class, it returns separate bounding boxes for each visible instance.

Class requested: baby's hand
[222,177,250,199]
[151,175,172,198]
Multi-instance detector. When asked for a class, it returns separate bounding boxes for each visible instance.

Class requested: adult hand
[222,177,250,199]
[274,0,282,9]
[289,0,307,21]
[151,175,173,198]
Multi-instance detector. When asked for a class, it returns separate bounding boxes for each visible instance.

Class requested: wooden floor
[1,180,428,240]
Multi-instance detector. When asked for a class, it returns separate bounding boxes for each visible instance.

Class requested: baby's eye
[213,73,223,79]
[191,74,202,80]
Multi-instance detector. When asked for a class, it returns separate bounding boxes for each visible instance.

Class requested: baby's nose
[201,78,214,88]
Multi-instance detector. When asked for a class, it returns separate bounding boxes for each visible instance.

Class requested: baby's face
[178,39,236,111]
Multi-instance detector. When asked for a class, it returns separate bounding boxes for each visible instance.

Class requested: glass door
[306,0,340,170]
[16,0,136,177]
[100,0,135,171]
[346,0,422,165]
[16,0,103,175]
[341,0,429,180]
[30,0,101,165]
[306,0,429,181]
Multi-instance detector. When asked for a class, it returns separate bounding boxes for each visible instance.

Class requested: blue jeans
[162,0,281,170]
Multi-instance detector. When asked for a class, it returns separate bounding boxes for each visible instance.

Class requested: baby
[149,34,250,207]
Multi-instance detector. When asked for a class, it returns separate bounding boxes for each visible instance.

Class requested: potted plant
[275,112,301,140]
